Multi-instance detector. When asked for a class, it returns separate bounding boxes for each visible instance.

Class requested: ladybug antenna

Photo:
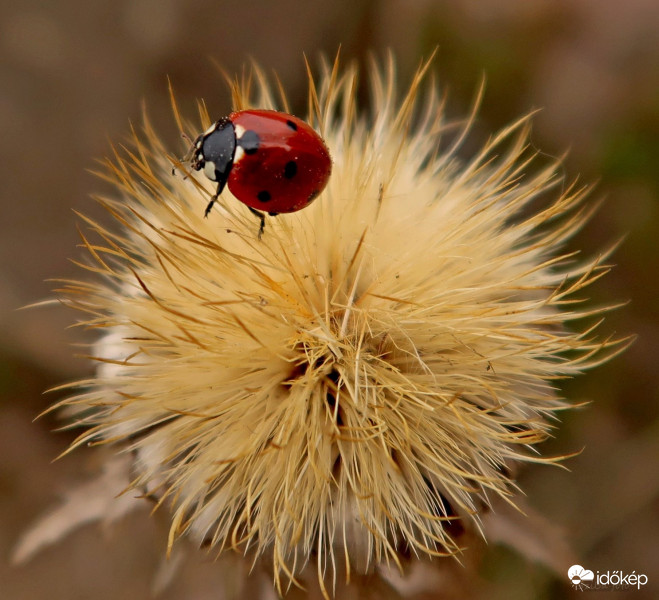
[172,133,198,177]
[179,132,196,162]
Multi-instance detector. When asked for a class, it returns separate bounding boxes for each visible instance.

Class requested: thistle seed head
[55,56,625,593]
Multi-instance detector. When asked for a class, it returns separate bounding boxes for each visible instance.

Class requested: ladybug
[188,110,332,236]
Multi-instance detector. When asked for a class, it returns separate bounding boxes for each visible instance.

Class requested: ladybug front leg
[204,194,218,218]
[204,180,227,218]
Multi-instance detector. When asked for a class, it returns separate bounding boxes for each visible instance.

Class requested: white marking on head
[234,124,246,139]
[203,161,217,181]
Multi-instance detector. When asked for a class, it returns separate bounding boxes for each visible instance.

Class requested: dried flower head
[52,56,624,594]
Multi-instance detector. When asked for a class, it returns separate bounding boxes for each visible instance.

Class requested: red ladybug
[189,110,332,236]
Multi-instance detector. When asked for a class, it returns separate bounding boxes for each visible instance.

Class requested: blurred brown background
[1,1,657,598]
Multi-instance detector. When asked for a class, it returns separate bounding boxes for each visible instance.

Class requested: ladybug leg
[204,193,218,217]
[204,179,228,218]
[247,206,266,238]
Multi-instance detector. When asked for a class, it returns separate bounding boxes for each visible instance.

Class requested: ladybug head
[189,118,236,189]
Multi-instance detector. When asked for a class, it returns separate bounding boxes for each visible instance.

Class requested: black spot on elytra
[286,119,297,131]
[283,160,297,179]
[238,129,261,154]
[257,190,271,203]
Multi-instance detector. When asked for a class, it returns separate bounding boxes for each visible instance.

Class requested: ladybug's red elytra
[189,110,332,236]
